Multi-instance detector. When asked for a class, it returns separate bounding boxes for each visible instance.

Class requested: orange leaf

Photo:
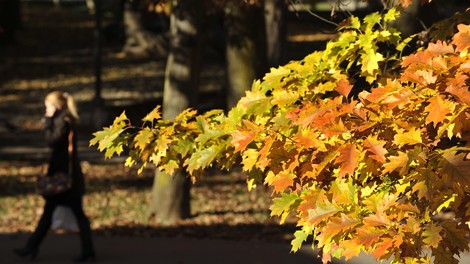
[355,227,383,248]
[371,237,394,260]
[428,41,455,54]
[231,120,260,153]
[265,170,296,193]
[323,118,348,138]
[452,24,470,52]
[340,240,362,261]
[425,95,451,127]
[446,74,470,105]
[364,211,391,227]
[364,136,388,163]
[334,143,360,179]
[383,151,409,175]
[335,79,353,97]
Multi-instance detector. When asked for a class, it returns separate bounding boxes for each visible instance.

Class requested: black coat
[44,110,85,197]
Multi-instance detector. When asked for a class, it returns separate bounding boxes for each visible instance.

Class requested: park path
[2,233,387,264]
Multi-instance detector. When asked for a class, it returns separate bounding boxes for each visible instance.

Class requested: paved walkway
[3,232,470,264]
[2,233,325,264]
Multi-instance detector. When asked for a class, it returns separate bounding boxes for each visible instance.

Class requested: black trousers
[27,191,94,254]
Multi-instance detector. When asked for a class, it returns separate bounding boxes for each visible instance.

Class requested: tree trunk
[224,4,265,109]
[264,0,287,67]
[149,0,203,225]
[122,2,168,58]
[0,0,22,46]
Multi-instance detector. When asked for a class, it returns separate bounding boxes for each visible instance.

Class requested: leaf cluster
[91,9,470,264]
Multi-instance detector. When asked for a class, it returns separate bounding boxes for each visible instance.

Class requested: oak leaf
[452,24,470,52]
[425,95,451,127]
[438,151,470,185]
[339,239,361,260]
[270,193,299,224]
[334,143,360,179]
[393,128,422,146]
[307,200,341,225]
[371,237,393,260]
[363,136,388,163]
[231,120,260,153]
[423,224,443,249]
[335,79,353,97]
[265,170,296,193]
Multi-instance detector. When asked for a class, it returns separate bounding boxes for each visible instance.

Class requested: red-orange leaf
[364,137,388,163]
[335,143,360,179]
[425,95,451,127]
[371,237,394,260]
[355,227,383,248]
[231,120,260,153]
[335,79,353,97]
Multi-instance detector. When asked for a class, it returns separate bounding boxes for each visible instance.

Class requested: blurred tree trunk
[264,0,287,67]
[224,3,265,109]
[149,0,203,225]
[0,0,22,46]
[122,2,168,58]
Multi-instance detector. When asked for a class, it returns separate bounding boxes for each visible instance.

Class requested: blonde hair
[45,91,80,121]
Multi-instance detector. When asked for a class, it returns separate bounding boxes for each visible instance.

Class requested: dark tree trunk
[149,0,203,225]
[264,0,287,67]
[224,3,265,109]
[0,0,22,46]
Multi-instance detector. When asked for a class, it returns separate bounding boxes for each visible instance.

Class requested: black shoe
[73,252,95,262]
[13,246,38,260]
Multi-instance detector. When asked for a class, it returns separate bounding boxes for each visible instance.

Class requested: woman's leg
[27,198,57,249]
[68,196,95,258]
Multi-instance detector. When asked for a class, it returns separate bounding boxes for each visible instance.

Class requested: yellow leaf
[142,106,162,122]
[394,128,422,146]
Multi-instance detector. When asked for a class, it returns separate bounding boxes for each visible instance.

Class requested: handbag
[36,129,74,196]
[36,171,72,196]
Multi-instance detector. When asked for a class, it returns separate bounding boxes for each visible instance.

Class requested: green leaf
[270,193,300,224]
[173,138,194,157]
[308,200,342,225]
[195,129,226,146]
[185,145,220,174]
[291,230,309,252]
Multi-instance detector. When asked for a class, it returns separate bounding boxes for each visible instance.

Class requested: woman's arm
[44,115,70,148]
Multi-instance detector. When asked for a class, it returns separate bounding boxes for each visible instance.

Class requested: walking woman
[14,91,95,262]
